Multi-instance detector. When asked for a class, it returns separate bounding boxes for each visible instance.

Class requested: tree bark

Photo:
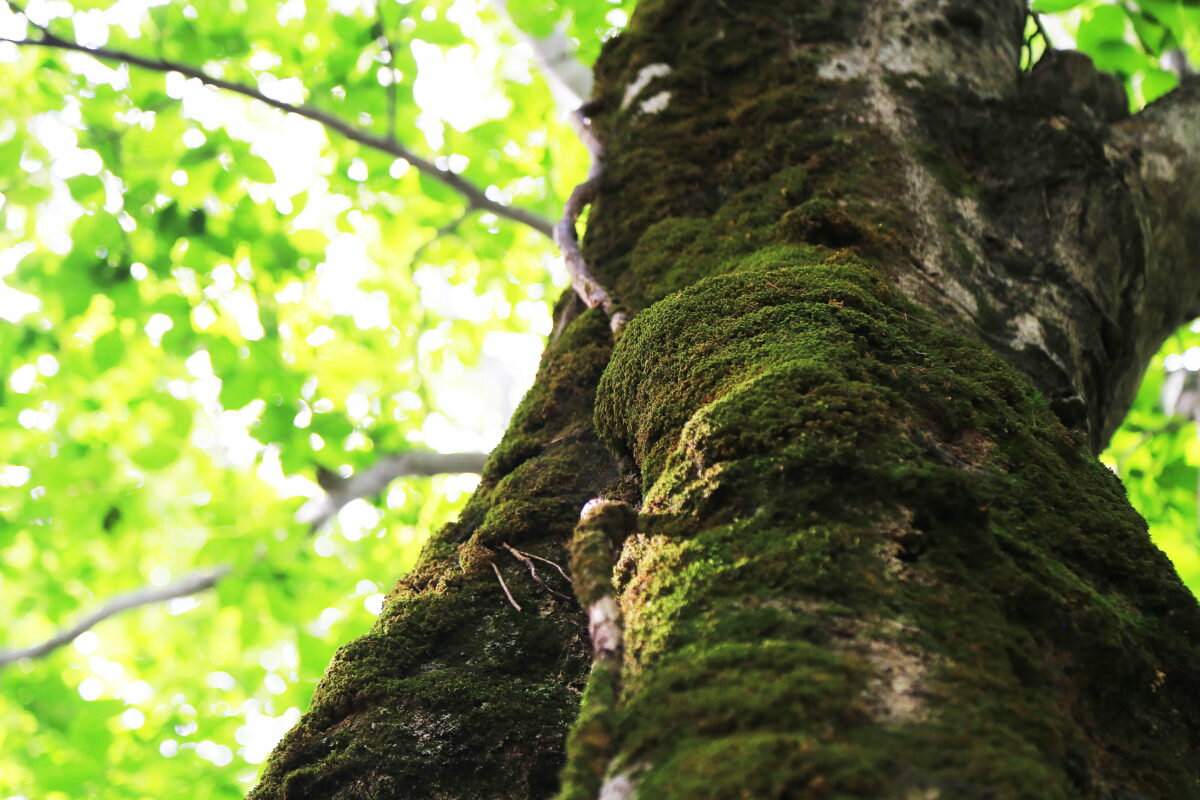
[250,1,1200,798]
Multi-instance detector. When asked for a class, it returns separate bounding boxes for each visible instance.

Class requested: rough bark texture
[251,1,1200,798]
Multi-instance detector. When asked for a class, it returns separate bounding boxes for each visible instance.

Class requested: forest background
[0,0,1198,797]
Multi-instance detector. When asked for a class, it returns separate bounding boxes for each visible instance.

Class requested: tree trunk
[249,1,1200,798]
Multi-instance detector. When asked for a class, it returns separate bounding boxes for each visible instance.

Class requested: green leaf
[65,174,106,205]
[241,154,276,183]
[1032,0,1090,12]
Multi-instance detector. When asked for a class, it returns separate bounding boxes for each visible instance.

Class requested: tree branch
[0,565,231,668]
[0,19,555,238]
[297,450,488,529]
[556,107,626,333]
[488,0,593,110]
[1115,78,1200,319]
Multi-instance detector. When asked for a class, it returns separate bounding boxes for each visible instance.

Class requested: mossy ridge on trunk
[248,308,619,800]
[570,250,1200,799]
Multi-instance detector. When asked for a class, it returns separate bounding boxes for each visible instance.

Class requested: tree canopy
[0,1,1197,797]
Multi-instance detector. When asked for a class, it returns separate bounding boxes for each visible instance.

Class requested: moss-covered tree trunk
[250,1,1200,798]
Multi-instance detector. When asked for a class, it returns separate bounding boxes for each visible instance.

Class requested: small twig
[0,8,555,238]
[502,543,571,600]
[488,0,592,109]
[562,499,638,799]
[0,565,231,668]
[490,561,522,611]
[555,106,627,333]
[297,450,488,530]
[408,209,474,267]
[1023,9,1052,71]
[376,1,399,142]
[522,550,571,584]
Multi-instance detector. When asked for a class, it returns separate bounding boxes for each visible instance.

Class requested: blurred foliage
[0,0,1195,798]
[0,0,631,796]
[1029,0,1200,106]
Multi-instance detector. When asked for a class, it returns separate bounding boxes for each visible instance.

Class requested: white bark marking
[598,769,639,800]
[621,63,672,110]
[812,1,1017,324]
[639,90,672,114]
[858,620,933,724]
[589,595,623,656]
[1011,313,1048,352]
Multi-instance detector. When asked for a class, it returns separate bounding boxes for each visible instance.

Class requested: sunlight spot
[73,631,100,655]
[183,128,206,148]
[389,159,410,179]
[221,288,265,340]
[196,741,234,766]
[167,596,202,615]
[306,325,335,347]
[314,606,342,633]
[0,465,30,486]
[206,671,236,691]
[159,739,179,757]
[346,392,370,421]
[120,680,153,705]
[606,8,628,27]
[364,593,386,615]
[18,404,56,431]
[314,535,335,557]
[236,705,301,764]
[78,676,104,701]
[192,304,217,330]
[119,708,145,730]
[277,0,305,24]
[258,75,306,105]
[35,354,58,377]
[385,483,408,508]
[411,41,511,132]
[338,499,382,542]
[10,364,37,394]
[144,312,174,346]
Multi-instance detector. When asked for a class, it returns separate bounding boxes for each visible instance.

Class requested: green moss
[555,244,1200,798]
[249,307,623,799]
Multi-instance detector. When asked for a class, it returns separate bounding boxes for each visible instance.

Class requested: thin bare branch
[488,0,592,110]
[297,450,488,529]
[555,107,626,333]
[502,542,571,600]
[490,561,522,611]
[376,1,400,142]
[0,565,231,668]
[522,549,571,584]
[0,17,555,238]
[408,209,475,267]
